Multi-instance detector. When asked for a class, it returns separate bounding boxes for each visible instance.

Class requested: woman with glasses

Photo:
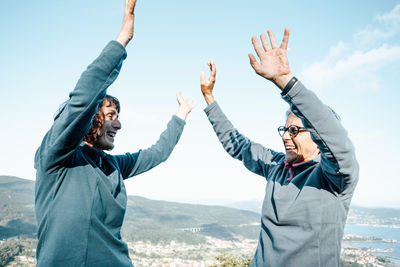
[200,28,359,267]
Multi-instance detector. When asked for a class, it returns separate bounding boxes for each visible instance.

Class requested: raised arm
[201,61,283,178]
[115,93,194,178]
[116,0,137,47]
[249,28,359,193]
[35,0,137,171]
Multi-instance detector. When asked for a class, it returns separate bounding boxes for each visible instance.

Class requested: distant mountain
[123,195,260,243]
[225,200,263,214]
[0,176,260,244]
[350,205,400,218]
[0,176,36,239]
[347,205,400,226]
[2,176,399,244]
[227,200,400,226]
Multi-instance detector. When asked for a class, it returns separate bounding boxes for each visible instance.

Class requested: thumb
[200,72,206,85]
[248,54,259,69]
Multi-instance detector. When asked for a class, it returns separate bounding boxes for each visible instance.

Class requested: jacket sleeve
[35,41,127,172]
[282,81,359,195]
[204,101,284,179]
[114,115,186,179]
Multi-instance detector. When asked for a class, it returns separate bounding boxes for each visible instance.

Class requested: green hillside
[3,176,398,246]
[123,196,260,243]
[0,176,260,243]
[0,176,36,239]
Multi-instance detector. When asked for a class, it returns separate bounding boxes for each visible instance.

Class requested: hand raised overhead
[200,60,216,105]
[175,92,195,121]
[248,28,293,90]
[116,0,137,47]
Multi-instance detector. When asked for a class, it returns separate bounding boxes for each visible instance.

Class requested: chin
[286,159,295,164]
[285,152,297,164]
[105,144,114,151]
[285,154,304,165]
[96,143,114,151]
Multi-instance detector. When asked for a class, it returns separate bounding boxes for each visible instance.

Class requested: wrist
[203,94,215,106]
[175,110,187,121]
[273,73,294,90]
[116,34,129,47]
[281,76,298,95]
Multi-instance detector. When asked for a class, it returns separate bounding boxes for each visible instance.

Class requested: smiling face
[84,96,122,151]
[283,113,320,164]
[92,104,121,150]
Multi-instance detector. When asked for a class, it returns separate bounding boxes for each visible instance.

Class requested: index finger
[200,72,206,85]
[280,28,290,50]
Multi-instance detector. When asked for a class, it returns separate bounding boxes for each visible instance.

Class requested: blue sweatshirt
[34,41,185,266]
[204,81,359,267]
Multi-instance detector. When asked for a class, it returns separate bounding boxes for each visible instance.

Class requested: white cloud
[302,44,400,91]
[355,4,400,46]
[298,4,400,208]
[301,4,400,92]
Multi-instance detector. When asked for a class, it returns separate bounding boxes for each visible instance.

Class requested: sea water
[345,224,400,264]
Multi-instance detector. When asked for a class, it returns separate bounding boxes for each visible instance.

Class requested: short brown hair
[84,95,120,145]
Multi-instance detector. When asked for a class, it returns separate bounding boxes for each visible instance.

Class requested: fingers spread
[251,36,264,59]
[260,34,270,51]
[267,29,278,49]
[280,27,290,50]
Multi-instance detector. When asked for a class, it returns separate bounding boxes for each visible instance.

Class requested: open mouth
[285,145,296,151]
[107,131,116,139]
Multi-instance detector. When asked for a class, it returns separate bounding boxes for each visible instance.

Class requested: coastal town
[2,233,399,267]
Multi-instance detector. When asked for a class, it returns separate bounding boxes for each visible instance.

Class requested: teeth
[108,132,115,137]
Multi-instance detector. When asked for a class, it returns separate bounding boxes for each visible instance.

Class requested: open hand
[175,92,195,121]
[200,60,216,105]
[248,28,293,89]
[116,0,137,47]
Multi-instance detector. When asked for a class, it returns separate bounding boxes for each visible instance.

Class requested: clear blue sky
[1,0,399,207]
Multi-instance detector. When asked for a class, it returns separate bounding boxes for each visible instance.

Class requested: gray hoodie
[34,41,185,267]
[204,81,359,267]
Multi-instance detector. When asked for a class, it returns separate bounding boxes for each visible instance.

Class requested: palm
[200,60,216,96]
[249,28,291,83]
[257,49,290,79]
[176,92,195,120]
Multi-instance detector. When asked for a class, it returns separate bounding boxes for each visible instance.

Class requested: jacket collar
[80,142,107,161]
[284,154,321,169]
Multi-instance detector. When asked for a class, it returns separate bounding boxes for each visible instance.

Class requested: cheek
[299,138,317,154]
[292,138,301,151]
[293,137,309,154]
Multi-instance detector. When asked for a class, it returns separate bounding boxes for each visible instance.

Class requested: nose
[112,118,121,130]
[282,129,291,141]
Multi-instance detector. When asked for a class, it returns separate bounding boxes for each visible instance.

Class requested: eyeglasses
[277,125,307,137]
